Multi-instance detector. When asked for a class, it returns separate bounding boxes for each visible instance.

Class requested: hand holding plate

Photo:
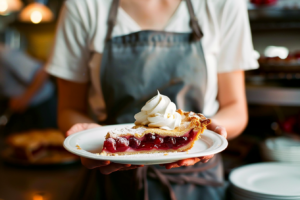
[160,121,227,169]
[67,123,144,174]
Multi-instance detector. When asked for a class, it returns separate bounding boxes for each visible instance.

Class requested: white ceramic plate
[266,137,300,150]
[229,163,300,197]
[261,144,300,163]
[63,124,228,165]
[231,185,300,200]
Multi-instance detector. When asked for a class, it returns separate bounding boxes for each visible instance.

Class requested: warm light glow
[265,46,289,59]
[19,3,53,23]
[0,0,22,15]
[0,0,8,13]
[33,194,44,200]
[30,11,42,24]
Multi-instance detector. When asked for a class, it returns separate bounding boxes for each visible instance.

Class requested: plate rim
[229,162,300,197]
[63,123,228,165]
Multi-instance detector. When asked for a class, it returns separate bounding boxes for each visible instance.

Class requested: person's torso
[68,0,222,121]
[95,0,225,198]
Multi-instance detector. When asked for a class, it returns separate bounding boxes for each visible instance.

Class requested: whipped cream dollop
[134,91,182,130]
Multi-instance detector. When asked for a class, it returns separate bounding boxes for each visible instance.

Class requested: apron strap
[185,0,204,41]
[105,0,203,42]
[137,155,223,200]
[138,166,178,200]
[105,0,120,41]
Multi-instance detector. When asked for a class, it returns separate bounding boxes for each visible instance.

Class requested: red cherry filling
[138,142,155,150]
[164,137,176,148]
[145,134,156,142]
[175,137,188,146]
[129,137,141,148]
[103,138,116,152]
[154,137,164,144]
[103,129,198,153]
[116,137,129,151]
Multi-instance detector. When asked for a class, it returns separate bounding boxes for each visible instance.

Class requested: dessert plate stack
[261,137,300,163]
[229,163,300,200]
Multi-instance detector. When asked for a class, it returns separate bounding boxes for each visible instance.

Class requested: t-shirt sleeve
[45,1,90,83]
[216,0,259,73]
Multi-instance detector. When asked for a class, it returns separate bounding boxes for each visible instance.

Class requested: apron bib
[98,0,225,199]
[101,1,206,125]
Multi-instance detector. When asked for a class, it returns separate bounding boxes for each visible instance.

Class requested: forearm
[58,109,95,133]
[212,71,248,140]
[57,78,94,133]
[22,68,49,101]
[211,102,248,140]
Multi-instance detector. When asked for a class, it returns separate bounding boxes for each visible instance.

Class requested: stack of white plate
[261,137,300,163]
[229,163,300,200]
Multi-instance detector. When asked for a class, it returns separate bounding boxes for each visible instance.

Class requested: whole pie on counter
[6,129,66,162]
[101,91,211,156]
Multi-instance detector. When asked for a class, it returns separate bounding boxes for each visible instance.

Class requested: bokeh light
[264,46,289,59]
[30,11,43,24]
[0,0,8,13]
[33,194,44,200]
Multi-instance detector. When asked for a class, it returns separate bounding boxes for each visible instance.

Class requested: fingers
[118,165,144,171]
[66,123,100,136]
[199,154,214,163]
[163,162,180,169]
[81,157,110,169]
[163,155,215,169]
[164,160,194,169]
[215,126,227,139]
[207,121,227,139]
[66,124,84,136]
[177,157,200,167]
[99,163,132,175]
[81,157,144,174]
[163,158,199,169]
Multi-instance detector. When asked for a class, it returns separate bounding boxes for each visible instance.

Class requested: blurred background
[0,0,300,200]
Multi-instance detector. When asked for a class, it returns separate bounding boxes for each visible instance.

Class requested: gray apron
[98,0,226,199]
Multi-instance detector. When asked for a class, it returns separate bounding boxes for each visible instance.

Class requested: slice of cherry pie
[6,129,67,161]
[101,110,211,156]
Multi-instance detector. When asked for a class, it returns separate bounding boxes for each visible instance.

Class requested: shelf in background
[248,0,300,30]
[246,85,300,106]
[248,0,300,16]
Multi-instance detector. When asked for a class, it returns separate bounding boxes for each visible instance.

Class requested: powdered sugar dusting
[116,137,129,146]
[179,122,191,130]
[108,126,147,138]
[188,112,200,118]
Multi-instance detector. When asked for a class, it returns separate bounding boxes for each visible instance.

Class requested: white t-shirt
[46,0,258,121]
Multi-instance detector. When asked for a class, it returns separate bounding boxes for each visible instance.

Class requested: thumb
[214,126,227,139]
[66,124,84,136]
[66,123,101,136]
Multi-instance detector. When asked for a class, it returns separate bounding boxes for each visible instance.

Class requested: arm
[57,78,94,133]
[163,70,247,169]
[9,68,49,112]
[208,0,255,139]
[209,70,248,140]
[57,78,144,173]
